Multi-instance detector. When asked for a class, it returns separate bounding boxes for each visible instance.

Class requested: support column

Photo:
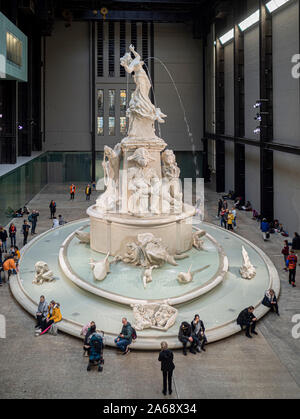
[259,1,274,220]
[91,21,96,182]
[234,21,245,198]
[215,38,225,193]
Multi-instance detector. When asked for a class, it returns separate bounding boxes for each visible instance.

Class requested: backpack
[131,327,137,340]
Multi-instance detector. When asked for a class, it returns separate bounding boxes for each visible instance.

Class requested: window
[120,89,127,135]
[6,32,22,67]
[109,117,115,136]
[108,89,115,136]
[97,89,104,135]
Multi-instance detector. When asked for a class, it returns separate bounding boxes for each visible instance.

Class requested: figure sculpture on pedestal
[240,246,256,279]
[127,148,160,215]
[161,149,183,214]
[96,143,121,212]
[120,44,167,140]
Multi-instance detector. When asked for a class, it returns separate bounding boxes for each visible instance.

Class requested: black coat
[262,293,277,308]
[178,322,192,340]
[0,230,8,241]
[237,308,255,326]
[158,349,175,372]
[292,236,300,250]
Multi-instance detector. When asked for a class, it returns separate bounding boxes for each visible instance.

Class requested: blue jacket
[261,221,269,232]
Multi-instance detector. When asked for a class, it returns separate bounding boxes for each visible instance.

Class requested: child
[281,240,289,271]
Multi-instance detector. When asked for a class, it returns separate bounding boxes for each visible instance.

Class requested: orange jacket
[3,258,16,271]
[70,185,76,193]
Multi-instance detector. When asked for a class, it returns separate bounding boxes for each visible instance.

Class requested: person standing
[9,223,17,247]
[237,306,258,338]
[29,209,39,235]
[85,184,92,201]
[217,199,223,218]
[291,232,300,264]
[260,218,270,241]
[227,211,234,231]
[220,208,227,229]
[22,220,30,246]
[70,184,76,200]
[231,207,237,229]
[49,200,56,219]
[281,240,289,271]
[287,250,297,287]
[0,227,8,253]
[158,341,175,396]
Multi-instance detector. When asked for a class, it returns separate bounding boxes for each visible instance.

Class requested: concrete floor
[0,182,300,399]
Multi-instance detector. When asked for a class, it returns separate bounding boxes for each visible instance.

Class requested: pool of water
[66,225,221,300]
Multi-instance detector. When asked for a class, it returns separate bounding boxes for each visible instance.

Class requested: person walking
[287,250,297,287]
[22,220,30,246]
[0,227,8,253]
[49,200,56,219]
[85,184,92,201]
[281,240,289,271]
[28,209,39,235]
[158,341,175,396]
[70,184,76,200]
[9,223,17,247]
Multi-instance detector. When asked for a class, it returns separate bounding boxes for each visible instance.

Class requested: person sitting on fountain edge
[114,317,133,355]
[237,306,258,338]
[191,314,207,352]
[178,321,198,355]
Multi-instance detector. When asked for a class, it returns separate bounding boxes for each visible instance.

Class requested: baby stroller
[87,331,104,372]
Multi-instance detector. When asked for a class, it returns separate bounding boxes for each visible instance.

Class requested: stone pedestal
[87,203,195,256]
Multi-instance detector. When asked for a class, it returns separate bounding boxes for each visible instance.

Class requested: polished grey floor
[0,182,300,399]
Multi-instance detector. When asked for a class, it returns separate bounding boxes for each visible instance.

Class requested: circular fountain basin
[10,219,280,349]
[58,225,228,305]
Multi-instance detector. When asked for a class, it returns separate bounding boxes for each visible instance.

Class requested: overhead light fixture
[219,29,234,45]
[266,0,290,13]
[253,127,261,135]
[238,10,260,31]
[254,113,262,121]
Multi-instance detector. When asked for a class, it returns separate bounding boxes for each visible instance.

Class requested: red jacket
[287,254,298,270]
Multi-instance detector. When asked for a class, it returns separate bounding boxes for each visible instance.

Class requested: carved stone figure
[240,246,256,279]
[130,302,178,331]
[96,143,121,212]
[120,45,166,139]
[192,230,206,250]
[33,261,55,285]
[177,264,210,284]
[89,252,111,281]
[120,232,188,268]
[127,148,160,215]
[161,149,183,214]
[74,230,90,244]
[141,265,158,289]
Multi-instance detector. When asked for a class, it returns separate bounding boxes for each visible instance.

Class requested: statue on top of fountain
[120,44,167,140]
